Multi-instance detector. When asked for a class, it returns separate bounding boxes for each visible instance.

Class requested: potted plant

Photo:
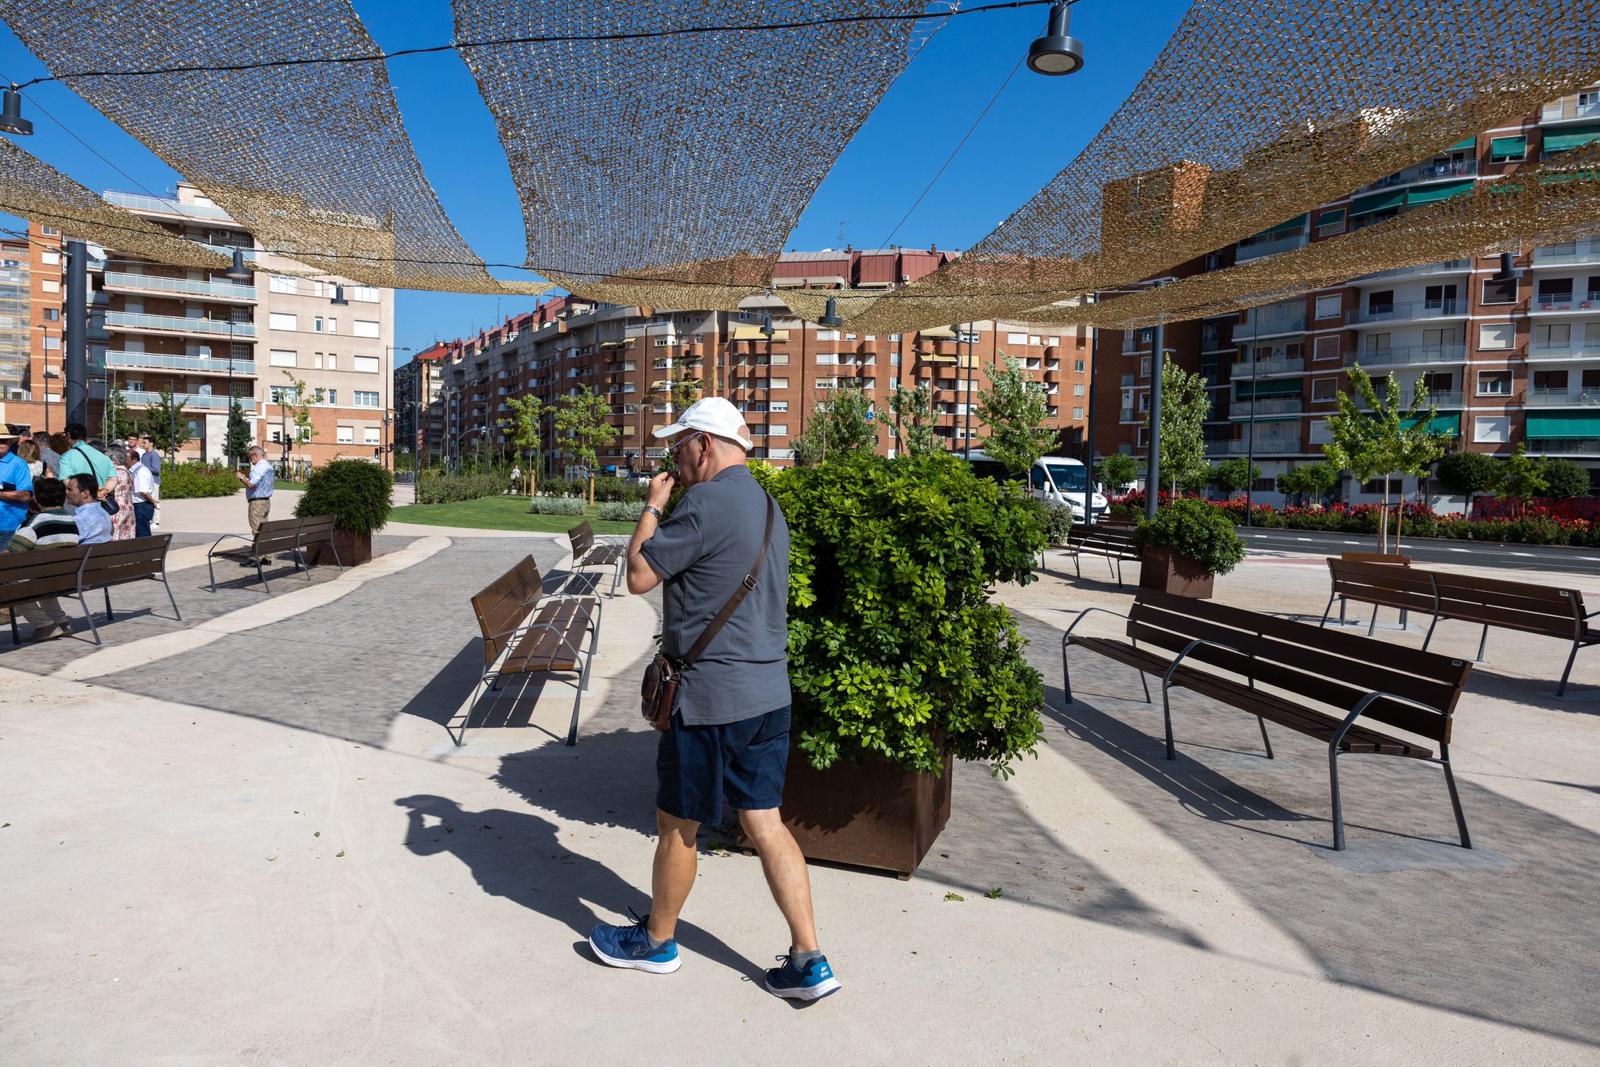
[750,452,1046,876]
[1133,497,1246,598]
[294,460,393,566]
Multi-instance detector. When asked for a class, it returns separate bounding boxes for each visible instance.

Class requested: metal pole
[962,321,974,458]
[64,240,88,428]
[1245,314,1257,527]
[227,318,235,465]
[1084,323,1097,523]
[1145,319,1164,520]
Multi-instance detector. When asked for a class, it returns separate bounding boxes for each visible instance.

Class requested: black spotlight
[760,312,776,340]
[224,248,252,282]
[0,86,33,136]
[1491,251,1521,283]
[331,284,349,306]
[1027,2,1084,77]
[818,297,843,328]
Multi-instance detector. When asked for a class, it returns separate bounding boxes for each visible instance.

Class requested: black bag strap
[678,494,775,669]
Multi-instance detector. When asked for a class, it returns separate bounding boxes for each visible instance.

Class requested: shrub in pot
[752,452,1046,874]
[1133,497,1246,598]
[295,460,393,565]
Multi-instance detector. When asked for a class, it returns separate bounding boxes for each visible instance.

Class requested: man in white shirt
[64,474,111,544]
[131,459,157,538]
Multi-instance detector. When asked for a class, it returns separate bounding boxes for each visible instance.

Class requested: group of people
[0,422,165,640]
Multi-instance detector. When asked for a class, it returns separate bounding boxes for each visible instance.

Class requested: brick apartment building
[0,182,396,466]
[406,247,1094,474]
[1095,82,1600,504]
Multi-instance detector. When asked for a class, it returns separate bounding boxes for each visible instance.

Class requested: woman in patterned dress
[104,445,137,541]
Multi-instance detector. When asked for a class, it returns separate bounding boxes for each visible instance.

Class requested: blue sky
[0,0,1192,366]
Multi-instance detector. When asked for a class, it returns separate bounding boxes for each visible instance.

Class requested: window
[353,390,380,408]
[1312,377,1339,402]
[1072,406,1085,420]
[352,355,380,374]
[1073,383,1085,397]
[1537,278,1574,306]
[337,426,354,444]
[1474,416,1510,444]
[1478,323,1515,350]
[815,352,837,365]
[325,389,337,405]
[312,353,323,369]
[767,424,789,437]
[269,275,297,294]
[326,354,336,370]
[1481,275,1518,305]
[1136,327,1154,348]
[40,225,58,236]
[1316,209,1346,237]
[1424,283,1457,311]
[1535,323,1572,348]
[1006,332,1029,345]
[1490,136,1527,163]
[1364,332,1391,354]
[1139,356,1152,378]
[770,401,788,413]
[269,349,297,367]
[269,312,298,331]
[42,335,60,351]
[1074,358,1086,373]
[351,285,380,302]
[1477,371,1512,396]
[353,319,381,339]
[363,427,380,445]
[314,316,324,333]
[41,250,59,265]
[1367,290,1395,314]
[815,330,840,342]
[44,308,59,321]
[40,279,59,294]
[1314,294,1342,321]
[1422,327,1459,351]
[326,318,337,334]
[1313,334,1341,361]
[270,385,297,405]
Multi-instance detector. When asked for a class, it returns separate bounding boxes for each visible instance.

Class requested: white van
[963,451,1108,522]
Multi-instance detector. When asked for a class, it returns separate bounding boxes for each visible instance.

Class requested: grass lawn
[388,495,635,535]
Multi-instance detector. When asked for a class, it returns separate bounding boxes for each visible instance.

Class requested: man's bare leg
[738,807,819,953]
[648,809,699,942]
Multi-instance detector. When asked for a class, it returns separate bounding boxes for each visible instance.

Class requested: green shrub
[160,462,240,499]
[527,495,586,515]
[1032,499,1075,545]
[417,472,501,504]
[1541,458,1591,501]
[596,500,646,521]
[1134,498,1247,576]
[294,460,393,535]
[756,451,1046,779]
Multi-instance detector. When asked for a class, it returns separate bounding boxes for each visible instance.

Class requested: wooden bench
[467,555,601,746]
[3,534,180,646]
[206,515,342,593]
[567,520,625,596]
[1063,590,1474,850]
[1061,521,1140,586]
[1322,558,1599,695]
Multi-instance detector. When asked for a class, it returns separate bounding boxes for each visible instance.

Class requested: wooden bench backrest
[1327,558,1438,617]
[1071,522,1137,549]
[296,515,337,547]
[81,534,171,588]
[1127,590,1470,743]
[1429,570,1583,638]
[1340,551,1411,565]
[470,556,543,666]
[251,517,305,556]
[0,542,88,607]
[568,521,595,559]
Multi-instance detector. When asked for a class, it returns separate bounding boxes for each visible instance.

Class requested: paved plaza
[2,495,1597,1064]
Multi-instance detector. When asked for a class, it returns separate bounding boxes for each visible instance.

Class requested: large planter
[307,529,372,567]
[762,750,953,878]
[1138,546,1215,598]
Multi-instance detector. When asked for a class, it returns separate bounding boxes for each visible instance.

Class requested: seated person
[5,477,79,640]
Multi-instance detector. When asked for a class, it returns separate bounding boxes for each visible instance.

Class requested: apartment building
[0,225,69,436]
[414,249,1093,473]
[0,237,30,403]
[1094,82,1600,503]
[393,341,447,462]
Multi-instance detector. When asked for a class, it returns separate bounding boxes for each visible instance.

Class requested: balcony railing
[1358,157,1477,192]
[1540,97,1600,123]
[1358,390,1464,410]
[1233,356,1304,377]
[1347,299,1465,325]
[1235,230,1309,262]
[1525,438,1600,454]
[1532,239,1600,266]
[1529,340,1600,359]
[1529,290,1600,312]
[1230,396,1303,417]
[103,190,238,223]
[104,350,257,376]
[1213,437,1303,455]
[1357,259,1473,282]
[1526,389,1600,407]
[122,389,256,413]
[105,310,257,338]
[102,271,256,302]
[1240,311,1307,337]
[1344,343,1468,367]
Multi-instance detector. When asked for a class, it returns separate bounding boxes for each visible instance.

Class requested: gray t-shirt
[641,464,790,726]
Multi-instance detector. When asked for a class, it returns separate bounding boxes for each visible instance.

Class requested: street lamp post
[386,345,410,469]
[962,321,975,459]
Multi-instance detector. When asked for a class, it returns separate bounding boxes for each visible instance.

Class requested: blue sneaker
[764,953,841,1001]
[587,910,681,973]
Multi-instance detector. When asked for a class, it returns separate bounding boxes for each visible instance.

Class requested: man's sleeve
[9,525,36,551]
[14,461,32,493]
[639,492,704,581]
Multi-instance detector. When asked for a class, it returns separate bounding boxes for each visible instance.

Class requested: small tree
[1278,461,1339,507]
[1541,456,1591,501]
[139,386,190,461]
[888,383,937,457]
[1322,366,1449,509]
[1211,457,1259,498]
[99,387,130,443]
[501,394,546,496]
[1498,443,1548,515]
[1096,452,1139,493]
[554,386,617,505]
[277,372,323,465]
[976,355,1056,478]
[793,384,877,466]
[1434,450,1500,515]
[1154,361,1210,496]
[224,397,253,466]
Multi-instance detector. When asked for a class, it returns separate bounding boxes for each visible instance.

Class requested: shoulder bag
[641,495,775,731]
[71,444,119,516]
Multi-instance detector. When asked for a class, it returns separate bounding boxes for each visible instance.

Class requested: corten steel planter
[308,529,371,567]
[765,749,953,878]
[1138,547,1215,598]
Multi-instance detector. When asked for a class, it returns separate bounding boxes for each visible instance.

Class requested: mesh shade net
[0,0,545,295]
[837,0,1600,333]
[453,0,942,309]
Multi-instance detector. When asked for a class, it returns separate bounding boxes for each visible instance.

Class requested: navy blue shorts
[656,705,790,826]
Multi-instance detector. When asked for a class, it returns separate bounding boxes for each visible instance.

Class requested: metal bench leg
[1318,594,1335,628]
[1367,608,1379,636]
[1339,599,1347,626]
[1159,684,1177,760]
[1557,638,1581,697]
[162,568,182,621]
[1073,553,1081,580]
[1061,638,1073,705]
[207,555,219,593]
[1257,716,1274,759]
[1421,615,1439,650]
[103,587,114,622]
[1399,608,1408,630]
[1328,746,1346,851]
[1440,743,1471,848]
[568,656,592,748]
[1475,624,1489,663]
[257,559,270,593]
[9,608,20,644]
[77,591,102,646]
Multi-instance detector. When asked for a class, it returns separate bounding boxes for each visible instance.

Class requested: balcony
[105,310,257,339]
[1357,389,1464,410]
[1528,340,1600,360]
[1230,396,1303,418]
[1358,157,1478,192]
[1344,343,1468,368]
[1529,291,1600,314]
[1531,239,1600,267]
[1346,299,1466,326]
[1235,230,1309,263]
[1212,437,1303,455]
[102,271,257,304]
[104,350,258,376]
[1526,389,1600,407]
[1540,96,1600,124]
[1233,356,1304,377]
[122,389,256,413]
[103,190,239,223]
[1525,438,1600,455]
[1357,259,1473,283]
[1240,310,1307,338]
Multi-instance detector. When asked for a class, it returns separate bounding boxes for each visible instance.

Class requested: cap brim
[652,421,691,440]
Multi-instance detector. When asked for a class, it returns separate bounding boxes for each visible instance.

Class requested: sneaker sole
[765,975,841,1001]
[587,935,682,974]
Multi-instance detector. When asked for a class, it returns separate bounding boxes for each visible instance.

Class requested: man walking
[139,435,162,529]
[587,397,838,1002]
[0,432,34,551]
[236,445,274,534]
[130,454,157,537]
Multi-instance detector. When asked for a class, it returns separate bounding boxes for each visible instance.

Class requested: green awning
[1406,179,1476,206]
[1317,208,1346,225]
[1251,214,1308,238]
[1489,135,1527,161]
[1236,378,1301,399]
[1542,125,1600,154]
[1400,412,1461,435]
[1351,189,1406,216]
[1527,412,1600,438]
[1448,137,1477,151]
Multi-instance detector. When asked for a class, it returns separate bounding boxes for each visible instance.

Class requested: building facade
[1093,83,1600,503]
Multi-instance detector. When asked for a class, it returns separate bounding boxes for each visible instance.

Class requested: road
[1239,527,1600,578]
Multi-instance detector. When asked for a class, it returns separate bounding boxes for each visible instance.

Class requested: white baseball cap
[652,396,753,451]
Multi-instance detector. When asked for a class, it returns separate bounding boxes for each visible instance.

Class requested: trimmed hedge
[596,500,646,521]
[295,460,392,535]
[527,495,586,515]
[160,462,240,499]
[417,472,502,504]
